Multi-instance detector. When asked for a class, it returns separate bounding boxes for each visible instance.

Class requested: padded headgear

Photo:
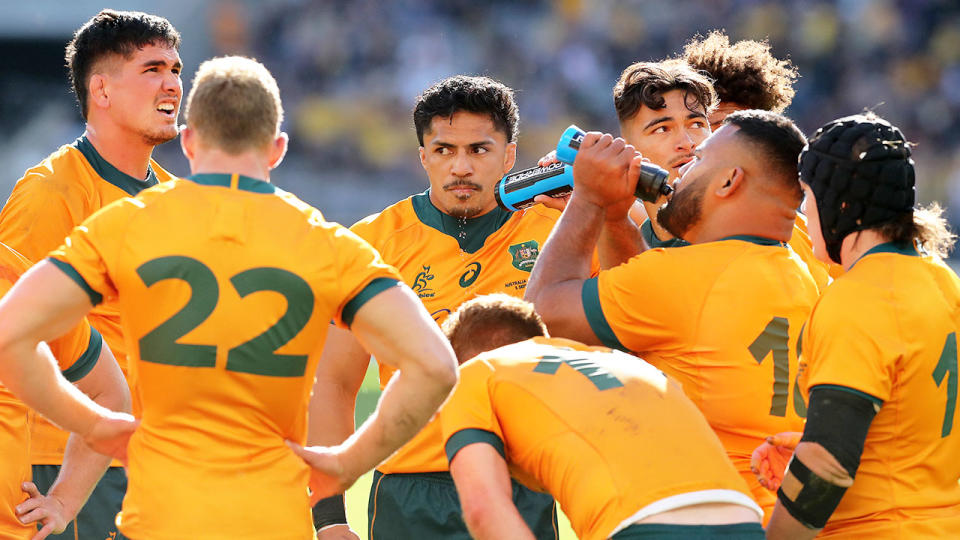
[799,114,915,264]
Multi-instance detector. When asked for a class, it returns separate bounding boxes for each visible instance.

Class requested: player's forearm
[46,433,112,520]
[598,214,643,269]
[463,498,536,540]
[336,346,456,480]
[765,503,820,540]
[525,192,604,303]
[0,341,104,436]
[308,379,357,446]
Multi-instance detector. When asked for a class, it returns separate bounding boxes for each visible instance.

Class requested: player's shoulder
[0,242,31,280]
[349,194,427,246]
[351,195,415,230]
[14,142,93,194]
[810,270,883,327]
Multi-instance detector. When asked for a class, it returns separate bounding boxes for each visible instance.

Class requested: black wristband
[312,494,348,530]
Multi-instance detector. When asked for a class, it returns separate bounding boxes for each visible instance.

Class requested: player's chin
[448,203,484,219]
[143,125,180,145]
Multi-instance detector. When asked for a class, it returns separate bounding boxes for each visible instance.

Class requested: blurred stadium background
[2,2,957,537]
[1,0,958,235]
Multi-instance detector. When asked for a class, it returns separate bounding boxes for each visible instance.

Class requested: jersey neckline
[187,173,277,194]
[411,190,513,254]
[72,135,159,196]
[718,234,785,247]
[851,241,919,269]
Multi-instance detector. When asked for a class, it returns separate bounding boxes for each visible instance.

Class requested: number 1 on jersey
[933,332,957,438]
[749,317,790,416]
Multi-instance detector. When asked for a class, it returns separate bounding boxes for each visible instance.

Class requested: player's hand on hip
[83,411,138,465]
[571,132,637,210]
[286,441,355,503]
[16,482,68,540]
[750,431,802,492]
[316,524,361,540]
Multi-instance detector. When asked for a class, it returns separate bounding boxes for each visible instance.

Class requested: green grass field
[344,361,576,539]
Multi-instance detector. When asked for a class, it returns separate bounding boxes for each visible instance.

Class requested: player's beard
[658,176,706,240]
[444,180,485,219]
[140,123,180,147]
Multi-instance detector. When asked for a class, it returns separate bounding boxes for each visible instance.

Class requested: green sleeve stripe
[341,278,400,328]
[61,327,103,382]
[810,384,884,407]
[445,428,505,463]
[46,258,103,306]
[581,278,627,352]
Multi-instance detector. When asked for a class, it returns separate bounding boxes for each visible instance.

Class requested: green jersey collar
[73,135,159,196]
[851,241,919,269]
[411,190,513,253]
[188,173,276,194]
[719,235,785,247]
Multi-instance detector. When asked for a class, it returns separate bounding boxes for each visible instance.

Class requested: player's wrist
[312,494,348,530]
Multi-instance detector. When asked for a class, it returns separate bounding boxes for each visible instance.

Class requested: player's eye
[472,146,489,154]
[436,147,451,155]
[691,120,707,129]
[651,125,668,134]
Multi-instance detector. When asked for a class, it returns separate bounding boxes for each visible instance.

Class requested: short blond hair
[185,56,283,154]
[442,294,547,364]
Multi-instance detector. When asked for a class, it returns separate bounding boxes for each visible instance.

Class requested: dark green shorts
[32,465,128,540]
[613,522,765,539]
[368,470,557,539]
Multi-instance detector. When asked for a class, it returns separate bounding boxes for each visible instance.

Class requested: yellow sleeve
[326,222,402,328]
[583,249,689,352]
[802,285,895,403]
[46,198,139,307]
[440,358,504,463]
[0,243,101,382]
[0,173,91,262]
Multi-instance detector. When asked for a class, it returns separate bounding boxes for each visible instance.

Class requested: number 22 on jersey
[137,255,314,377]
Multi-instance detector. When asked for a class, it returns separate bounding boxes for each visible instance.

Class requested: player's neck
[839,229,888,270]
[83,125,154,180]
[691,200,794,244]
[188,149,273,183]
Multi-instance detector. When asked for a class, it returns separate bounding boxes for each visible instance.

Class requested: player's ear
[419,146,427,171]
[715,167,744,198]
[180,126,195,161]
[88,74,110,111]
[268,132,289,170]
[503,141,517,174]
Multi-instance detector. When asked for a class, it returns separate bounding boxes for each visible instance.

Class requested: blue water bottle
[495,162,574,211]
[555,125,673,203]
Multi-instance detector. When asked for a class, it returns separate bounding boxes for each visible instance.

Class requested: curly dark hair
[66,9,181,120]
[682,30,797,113]
[413,75,519,145]
[613,60,716,122]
